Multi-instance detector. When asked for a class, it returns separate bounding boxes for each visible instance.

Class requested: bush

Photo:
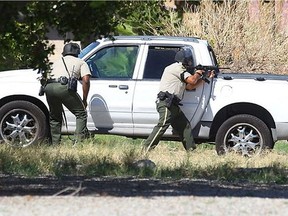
[145,1,288,74]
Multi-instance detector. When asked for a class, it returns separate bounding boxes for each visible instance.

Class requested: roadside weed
[1,137,288,184]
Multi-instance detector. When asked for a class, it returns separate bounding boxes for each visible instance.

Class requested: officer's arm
[185,70,204,90]
[81,74,90,108]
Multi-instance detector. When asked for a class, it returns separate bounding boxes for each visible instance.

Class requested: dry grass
[1,136,288,183]
[148,142,288,168]
[147,0,288,74]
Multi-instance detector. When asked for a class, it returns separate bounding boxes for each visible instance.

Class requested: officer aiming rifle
[143,46,215,153]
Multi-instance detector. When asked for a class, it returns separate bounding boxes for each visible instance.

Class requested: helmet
[62,43,81,57]
[175,46,193,65]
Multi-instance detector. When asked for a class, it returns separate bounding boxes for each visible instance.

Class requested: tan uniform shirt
[158,62,190,100]
[50,55,91,79]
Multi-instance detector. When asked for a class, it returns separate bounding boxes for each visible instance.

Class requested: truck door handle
[119,85,129,90]
[109,85,118,88]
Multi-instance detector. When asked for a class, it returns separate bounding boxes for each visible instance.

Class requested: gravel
[1,175,288,216]
[1,196,288,216]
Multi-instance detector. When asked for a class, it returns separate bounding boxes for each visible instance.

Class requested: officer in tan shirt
[45,43,91,144]
[143,46,214,152]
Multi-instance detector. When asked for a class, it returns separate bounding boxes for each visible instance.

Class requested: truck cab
[77,36,216,138]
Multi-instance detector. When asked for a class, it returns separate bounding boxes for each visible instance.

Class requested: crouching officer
[44,42,91,144]
[143,46,214,153]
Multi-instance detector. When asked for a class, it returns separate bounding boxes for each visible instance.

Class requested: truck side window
[86,46,139,79]
[143,46,179,79]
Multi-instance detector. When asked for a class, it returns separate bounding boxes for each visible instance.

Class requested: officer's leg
[143,101,172,152]
[171,107,196,151]
[61,91,89,141]
[45,83,63,144]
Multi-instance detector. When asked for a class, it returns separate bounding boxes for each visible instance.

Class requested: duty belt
[46,79,59,83]
[157,91,182,107]
[47,76,68,85]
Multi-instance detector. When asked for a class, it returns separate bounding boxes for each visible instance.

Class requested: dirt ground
[1,175,288,215]
[1,174,288,198]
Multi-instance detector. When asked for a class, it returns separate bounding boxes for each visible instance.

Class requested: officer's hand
[208,70,215,78]
[194,69,204,78]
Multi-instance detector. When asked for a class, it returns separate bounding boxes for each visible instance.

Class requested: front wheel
[215,114,273,156]
[0,100,48,147]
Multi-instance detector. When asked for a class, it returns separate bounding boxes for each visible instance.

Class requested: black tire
[215,114,273,156]
[0,100,48,147]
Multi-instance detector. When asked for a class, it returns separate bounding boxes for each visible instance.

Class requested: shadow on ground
[1,175,288,198]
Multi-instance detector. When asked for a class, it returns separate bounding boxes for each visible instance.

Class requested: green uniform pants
[45,83,89,144]
[143,100,196,152]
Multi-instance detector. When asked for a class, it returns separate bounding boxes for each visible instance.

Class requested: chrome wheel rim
[0,109,38,147]
[223,123,263,157]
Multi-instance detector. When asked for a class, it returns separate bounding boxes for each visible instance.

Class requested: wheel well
[210,102,275,140]
[0,95,49,120]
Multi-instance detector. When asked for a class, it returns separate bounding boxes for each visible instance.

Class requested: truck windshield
[79,41,100,59]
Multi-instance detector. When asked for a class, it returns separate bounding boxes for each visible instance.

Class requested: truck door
[84,45,140,134]
[132,45,205,137]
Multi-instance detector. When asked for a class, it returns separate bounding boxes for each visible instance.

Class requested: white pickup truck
[1,36,288,156]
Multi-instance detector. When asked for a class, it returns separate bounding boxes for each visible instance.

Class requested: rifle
[187,64,230,84]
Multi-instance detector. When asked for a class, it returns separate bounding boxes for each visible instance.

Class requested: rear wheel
[0,100,48,147]
[215,114,273,156]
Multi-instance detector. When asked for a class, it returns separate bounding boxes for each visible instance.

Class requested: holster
[157,91,182,108]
